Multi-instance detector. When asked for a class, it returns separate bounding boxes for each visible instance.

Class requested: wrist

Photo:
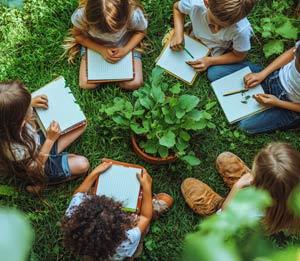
[45,138,55,144]
[205,56,213,67]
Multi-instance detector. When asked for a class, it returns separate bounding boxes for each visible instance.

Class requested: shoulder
[65,192,88,217]
[129,7,148,30]
[178,0,205,14]
[71,7,87,30]
[232,18,252,34]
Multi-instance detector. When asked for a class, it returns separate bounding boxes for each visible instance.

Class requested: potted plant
[98,67,216,166]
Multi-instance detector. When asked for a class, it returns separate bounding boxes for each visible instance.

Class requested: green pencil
[183,47,194,59]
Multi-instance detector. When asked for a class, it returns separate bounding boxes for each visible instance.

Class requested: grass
[0,0,299,260]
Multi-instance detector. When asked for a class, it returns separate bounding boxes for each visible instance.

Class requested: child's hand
[100,47,120,63]
[254,94,279,106]
[46,121,61,142]
[234,173,253,189]
[31,95,48,109]
[170,32,184,51]
[110,47,129,60]
[186,57,211,72]
[92,161,112,175]
[244,72,266,89]
[137,170,152,191]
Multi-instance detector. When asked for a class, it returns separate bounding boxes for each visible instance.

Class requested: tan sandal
[216,152,250,188]
[181,178,224,216]
[152,193,174,219]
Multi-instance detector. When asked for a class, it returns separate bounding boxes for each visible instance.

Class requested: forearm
[173,2,185,36]
[140,187,153,220]
[73,29,105,53]
[124,32,146,52]
[74,169,98,194]
[208,51,247,66]
[260,48,294,78]
[274,100,300,113]
[38,139,55,164]
[221,184,241,210]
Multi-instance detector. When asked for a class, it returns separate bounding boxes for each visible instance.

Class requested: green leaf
[170,83,181,94]
[176,137,189,152]
[151,67,164,87]
[263,40,284,58]
[130,123,147,134]
[187,110,202,121]
[140,140,159,154]
[182,154,200,166]
[178,95,200,112]
[175,108,186,119]
[158,146,169,158]
[288,185,300,216]
[179,131,191,141]
[205,101,217,111]
[159,131,176,148]
[112,115,128,126]
[140,97,154,109]
[207,122,216,129]
[151,86,165,103]
[184,119,206,130]
[132,109,145,116]
[275,20,299,40]
[0,185,17,197]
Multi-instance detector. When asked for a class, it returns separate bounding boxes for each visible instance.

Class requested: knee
[239,120,256,135]
[76,156,90,174]
[120,76,143,91]
[207,66,222,82]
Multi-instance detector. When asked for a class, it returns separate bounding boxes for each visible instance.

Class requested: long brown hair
[252,143,300,234]
[63,0,144,63]
[0,81,44,185]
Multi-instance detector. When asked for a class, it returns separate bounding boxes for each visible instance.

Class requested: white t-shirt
[6,123,40,161]
[71,7,148,47]
[279,41,300,102]
[178,0,252,56]
[65,193,141,261]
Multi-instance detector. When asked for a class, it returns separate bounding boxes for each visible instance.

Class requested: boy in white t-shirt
[239,41,300,134]
[170,0,257,82]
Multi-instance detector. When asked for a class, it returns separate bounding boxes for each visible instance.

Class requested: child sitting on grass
[170,0,257,82]
[239,41,300,134]
[61,161,174,260]
[181,142,300,235]
[0,81,89,194]
[66,0,148,90]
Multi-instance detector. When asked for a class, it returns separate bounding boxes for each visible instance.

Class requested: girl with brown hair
[181,142,300,235]
[66,0,148,90]
[0,81,89,193]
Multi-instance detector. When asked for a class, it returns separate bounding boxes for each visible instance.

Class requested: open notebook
[96,160,142,212]
[211,67,269,124]
[156,34,210,85]
[87,48,134,83]
[32,76,86,135]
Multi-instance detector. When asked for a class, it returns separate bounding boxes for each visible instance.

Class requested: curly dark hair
[61,195,135,259]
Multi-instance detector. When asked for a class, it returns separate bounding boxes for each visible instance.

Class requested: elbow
[233,51,247,62]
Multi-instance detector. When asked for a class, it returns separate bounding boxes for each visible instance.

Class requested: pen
[223,89,248,97]
[184,47,194,59]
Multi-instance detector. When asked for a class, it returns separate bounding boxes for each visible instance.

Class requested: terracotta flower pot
[131,135,178,165]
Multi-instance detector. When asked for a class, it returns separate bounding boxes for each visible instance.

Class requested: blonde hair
[252,143,300,235]
[208,0,256,25]
[63,0,143,63]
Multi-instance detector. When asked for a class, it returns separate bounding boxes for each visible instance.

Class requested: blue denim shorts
[80,46,142,60]
[38,131,71,183]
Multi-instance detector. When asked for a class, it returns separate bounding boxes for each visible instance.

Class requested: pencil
[184,47,194,59]
[223,89,248,96]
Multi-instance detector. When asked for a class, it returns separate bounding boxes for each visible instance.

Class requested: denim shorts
[38,131,71,183]
[80,46,142,60]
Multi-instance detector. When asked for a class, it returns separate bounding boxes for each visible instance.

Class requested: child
[0,81,89,193]
[68,0,148,90]
[170,0,258,82]
[61,161,174,260]
[239,41,300,134]
[181,143,300,234]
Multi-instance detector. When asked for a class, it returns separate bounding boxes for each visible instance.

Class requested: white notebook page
[87,49,133,81]
[96,165,141,210]
[156,35,209,84]
[211,67,268,124]
[32,77,86,132]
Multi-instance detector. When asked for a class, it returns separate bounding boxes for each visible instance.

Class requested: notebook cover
[94,158,143,213]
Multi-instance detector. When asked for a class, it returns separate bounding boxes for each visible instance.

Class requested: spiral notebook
[87,48,134,83]
[95,159,143,212]
[32,76,86,135]
[211,67,269,124]
[156,34,210,85]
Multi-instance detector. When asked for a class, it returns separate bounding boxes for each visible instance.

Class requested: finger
[192,64,205,70]
[186,60,199,65]
[195,67,207,72]
[36,103,48,109]
[136,173,142,182]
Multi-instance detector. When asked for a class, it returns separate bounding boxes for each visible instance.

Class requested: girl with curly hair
[0,81,89,193]
[65,0,148,90]
[61,161,174,260]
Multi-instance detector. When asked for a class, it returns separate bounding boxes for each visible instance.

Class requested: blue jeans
[207,61,263,82]
[239,70,300,134]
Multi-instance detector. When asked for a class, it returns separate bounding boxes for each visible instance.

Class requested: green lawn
[0,0,299,260]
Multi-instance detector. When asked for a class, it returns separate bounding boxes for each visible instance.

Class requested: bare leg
[79,55,98,89]
[119,58,143,90]
[57,123,87,153]
[67,154,90,176]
